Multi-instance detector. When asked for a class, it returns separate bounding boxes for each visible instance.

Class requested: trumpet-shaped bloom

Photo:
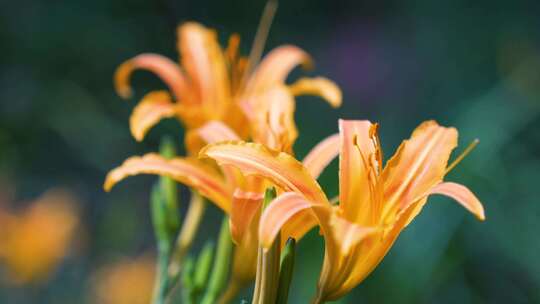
[115,22,341,154]
[104,122,340,288]
[200,119,485,301]
[107,21,342,295]
[0,189,79,284]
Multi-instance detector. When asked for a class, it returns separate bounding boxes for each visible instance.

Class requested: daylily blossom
[0,189,79,284]
[114,21,341,154]
[107,18,341,300]
[104,121,341,300]
[200,119,485,302]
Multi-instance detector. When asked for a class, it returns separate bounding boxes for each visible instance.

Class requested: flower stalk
[150,184,172,304]
[152,137,181,304]
[180,256,196,304]
[179,241,214,304]
[276,237,296,304]
[252,188,281,304]
[168,191,207,277]
[200,217,233,304]
[159,136,180,234]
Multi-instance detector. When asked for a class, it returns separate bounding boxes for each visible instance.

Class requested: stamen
[226,33,241,63]
[243,0,278,81]
[354,135,380,224]
[369,123,382,174]
[445,139,479,174]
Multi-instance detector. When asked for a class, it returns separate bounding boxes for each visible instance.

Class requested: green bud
[276,238,296,304]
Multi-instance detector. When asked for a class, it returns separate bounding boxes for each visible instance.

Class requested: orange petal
[302,134,340,179]
[114,53,188,101]
[231,214,260,283]
[200,141,327,203]
[326,212,377,255]
[129,91,177,141]
[185,120,241,155]
[338,120,377,222]
[382,121,458,217]
[191,120,241,145]
[230,189,264,244]
[178,22,230,113]
[258,192,314,248]
[104,154,231,212]
[289,77,342,108]
[184,121,245,187]
[429,182,485,220]
[245,45,312,96]
[278,208,319,248]
[250,87,298,153]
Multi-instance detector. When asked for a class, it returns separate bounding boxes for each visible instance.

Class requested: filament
[445,139,479,174]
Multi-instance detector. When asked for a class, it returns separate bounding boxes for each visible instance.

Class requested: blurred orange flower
[91,255,155,304]
[0,189,79,284]
[114,21,340,154]
[200,119,485,302]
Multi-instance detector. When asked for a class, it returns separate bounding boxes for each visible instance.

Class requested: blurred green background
[1,0,539,303]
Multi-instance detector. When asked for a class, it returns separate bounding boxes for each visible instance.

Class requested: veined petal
[200,141,327,203]
[114,53,188,101]
[302,134,340,179]
[258,192,315,248]
[338,120,377,222]
[231,213,260,283]
[327,213,377,255]
[245,45,312,96]
[178,22,230,112]
[289,77,342,108]
[129,91,177,141]
[343,181,484,299]
[278,208,318,247]
[194,120,241,144]
[429,182,485,220]
[185,120,241,155]
[251,87,298,153]
[104,154,231,212]
[184,121,246,188]
[230,189,264,245]
[382,121,458,218]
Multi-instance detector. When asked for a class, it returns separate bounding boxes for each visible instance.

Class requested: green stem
[180,256,196,304]
[218,279,243,304]
[159,136,180,234]
[200,217,233,304]
[193,241,215,295]
[151,184,172,304]
[311,294,325,304]
[276,238,296,304]
[168,191,207,277]
[252,188,280,304]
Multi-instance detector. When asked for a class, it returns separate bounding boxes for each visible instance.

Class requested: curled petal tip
[103,175,115,192]
[289,77,342,108]
[430,182,485,222]
[114,61,135,99]
[117,88,133,99]
[128,91,176,142]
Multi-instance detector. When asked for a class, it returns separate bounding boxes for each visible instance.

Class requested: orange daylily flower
[104,121,341,298]
[0,189,79,284]
[91,255,155,304]
[115,21,341,154]
[107,18,342,299]
[200,119,485,302]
